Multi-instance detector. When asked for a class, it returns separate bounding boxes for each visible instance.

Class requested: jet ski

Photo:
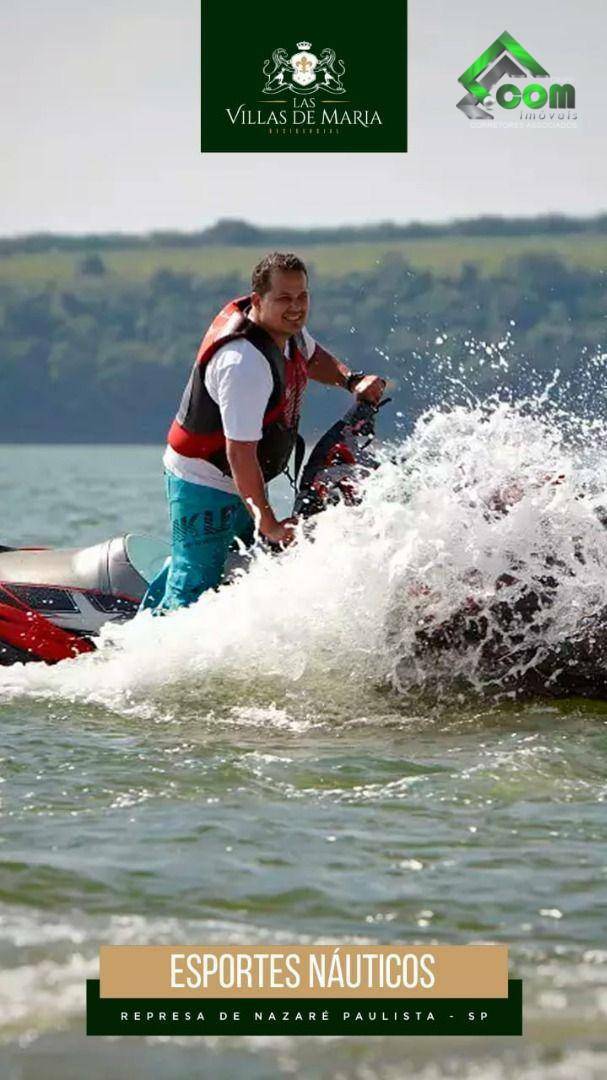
[0,401,383,666]
[7,396,603,698]
[294,398,382,518]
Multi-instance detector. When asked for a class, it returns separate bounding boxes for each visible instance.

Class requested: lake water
[1,441,606,1079]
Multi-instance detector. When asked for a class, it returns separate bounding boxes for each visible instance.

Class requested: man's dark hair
[251,252,308,296]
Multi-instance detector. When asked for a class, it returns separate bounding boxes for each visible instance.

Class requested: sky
[1,0,605,235]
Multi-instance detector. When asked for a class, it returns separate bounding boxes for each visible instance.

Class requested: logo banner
[200,0,408,152]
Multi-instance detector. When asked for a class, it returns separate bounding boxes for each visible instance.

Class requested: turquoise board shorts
[142,471,254,611]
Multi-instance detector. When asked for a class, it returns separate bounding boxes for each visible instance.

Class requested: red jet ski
[0,535,169,664]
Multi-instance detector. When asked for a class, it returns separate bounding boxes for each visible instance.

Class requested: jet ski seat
[0,534,170,600]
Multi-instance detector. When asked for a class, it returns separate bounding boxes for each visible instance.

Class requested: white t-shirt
[164,327,316,494]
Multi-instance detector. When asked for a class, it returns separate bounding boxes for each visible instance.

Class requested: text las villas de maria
[226,102,383,128]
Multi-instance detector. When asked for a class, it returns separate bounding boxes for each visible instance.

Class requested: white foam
[2,397,607,709]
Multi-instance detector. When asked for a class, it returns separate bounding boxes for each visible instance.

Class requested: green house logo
[457,31,576,120]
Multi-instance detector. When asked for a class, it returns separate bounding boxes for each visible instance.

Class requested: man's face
[252,269,310,339]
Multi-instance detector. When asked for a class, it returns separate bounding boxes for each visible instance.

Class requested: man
[144,251,385,610]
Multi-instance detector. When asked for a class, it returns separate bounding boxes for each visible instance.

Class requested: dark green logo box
[87,979,522,1036]
[200,0,408,152]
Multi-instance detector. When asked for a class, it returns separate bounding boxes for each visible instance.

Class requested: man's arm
[307,344,385,404]
[211,345,294,545]
[306,343,351,388]
[226,439,296,546]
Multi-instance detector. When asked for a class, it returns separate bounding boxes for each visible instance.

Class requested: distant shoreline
[2,211,607,253]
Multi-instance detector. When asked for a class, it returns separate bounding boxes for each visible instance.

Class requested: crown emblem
[262,40,346,97]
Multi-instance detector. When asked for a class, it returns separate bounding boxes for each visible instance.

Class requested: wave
[2,392,607,710]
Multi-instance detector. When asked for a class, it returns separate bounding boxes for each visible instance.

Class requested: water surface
[1,443,606,1079]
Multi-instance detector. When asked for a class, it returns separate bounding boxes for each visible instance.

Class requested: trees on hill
[0,254,605,442]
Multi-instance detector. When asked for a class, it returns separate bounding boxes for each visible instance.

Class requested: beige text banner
[100,944,509,999]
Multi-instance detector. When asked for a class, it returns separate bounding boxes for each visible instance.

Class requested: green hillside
[1,215,606,443]
[1,232,606,285]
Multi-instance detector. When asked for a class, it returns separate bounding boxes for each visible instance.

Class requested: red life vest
[168,296,309,481]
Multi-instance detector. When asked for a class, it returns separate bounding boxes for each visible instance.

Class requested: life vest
[167,296,309,481]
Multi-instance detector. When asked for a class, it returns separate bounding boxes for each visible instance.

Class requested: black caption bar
[87,979,522,1036]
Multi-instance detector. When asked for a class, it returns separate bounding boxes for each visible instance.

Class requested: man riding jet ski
[0,400,382,666]
[153,253,384,611]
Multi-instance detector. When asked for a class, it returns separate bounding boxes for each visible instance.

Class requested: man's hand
[261,516,298,546]
[352,374,386,404]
